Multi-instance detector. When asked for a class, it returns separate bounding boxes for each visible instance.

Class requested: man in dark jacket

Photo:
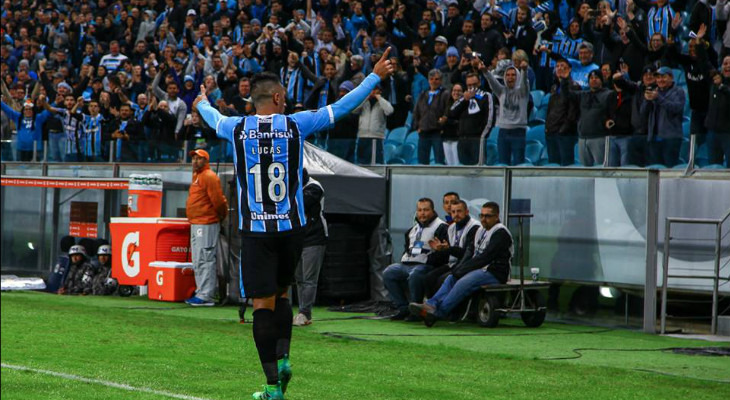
[705,58,730,167]
[448,72,498,165]
[545,58,580,166]
[293,169,327,326]
[381,58,411,130]
[105,103,143,162]
[641,67,686,167]
[614,64,657,166]
[142,98,179,162]
[606,70,635,166]
[562,69,613,166]
[412,69,451,164]
[671,27,717,163]
[409,201,512,327]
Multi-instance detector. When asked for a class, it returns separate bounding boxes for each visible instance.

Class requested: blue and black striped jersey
[197,72,383,234]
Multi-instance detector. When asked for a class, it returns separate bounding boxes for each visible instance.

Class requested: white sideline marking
[1,363,216,400]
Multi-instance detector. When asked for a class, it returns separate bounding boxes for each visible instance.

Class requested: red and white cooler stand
[110,217,196,302]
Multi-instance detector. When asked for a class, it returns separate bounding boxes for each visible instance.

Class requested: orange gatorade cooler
[110,218,191,287]
[148,262,196,302]
[127,174,163,217]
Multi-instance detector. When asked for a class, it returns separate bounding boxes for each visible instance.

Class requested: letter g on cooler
[122,231,141,277]
[156,270,164,286]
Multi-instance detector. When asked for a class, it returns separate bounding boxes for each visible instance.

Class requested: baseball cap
[184,75,195,83]
[642,64,657,74]
[187,9,197,16]
[654,66,672,76]
[339,80,355,93]
[435,36,448,45]
[189,149,210,161]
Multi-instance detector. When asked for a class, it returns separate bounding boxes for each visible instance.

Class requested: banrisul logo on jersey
[239,129,294,141]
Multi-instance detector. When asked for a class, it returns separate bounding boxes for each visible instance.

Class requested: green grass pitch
[2,291,729,399]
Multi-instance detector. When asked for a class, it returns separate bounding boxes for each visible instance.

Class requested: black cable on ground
[318,328,615,338]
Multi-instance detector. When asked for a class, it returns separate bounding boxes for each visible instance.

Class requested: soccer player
[193,48,394,400]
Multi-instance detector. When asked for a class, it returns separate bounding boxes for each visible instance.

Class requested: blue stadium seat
[388,157,406,165]
[702,164,727,169]
[384,143,399,163]
[385,127,408,145]
[400,143,418,164]
[682,121,690,137]
[536,105,548,121]
[527,125,546,144]
[672,163,688,170]
[525,140,544,164]
[404,112,413,130]
[486,142,498,165]
[530,90,545,109]
[541,92,551,108]
[405,131,419,146]
[528,107,539,122]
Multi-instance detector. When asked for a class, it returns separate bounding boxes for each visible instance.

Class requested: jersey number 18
[249,162,287,203]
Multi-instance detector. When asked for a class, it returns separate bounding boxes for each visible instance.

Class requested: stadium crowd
[1,0,729,167]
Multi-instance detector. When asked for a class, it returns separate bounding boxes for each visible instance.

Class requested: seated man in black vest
[383,198,448,321]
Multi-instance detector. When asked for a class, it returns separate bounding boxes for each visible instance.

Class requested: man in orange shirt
[185,149,228,306]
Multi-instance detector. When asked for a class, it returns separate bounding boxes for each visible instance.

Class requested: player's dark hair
[250,72,283,106]
[443,191,460,199]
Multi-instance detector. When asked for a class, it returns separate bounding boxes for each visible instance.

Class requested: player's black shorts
[240,231,304,298]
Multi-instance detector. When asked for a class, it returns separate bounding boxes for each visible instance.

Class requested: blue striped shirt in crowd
[83,114,105,158]
[61,109,84,156]
[197,72,383,234]
[647,4,676,42]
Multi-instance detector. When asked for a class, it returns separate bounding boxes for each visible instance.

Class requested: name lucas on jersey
[250,145,282,155]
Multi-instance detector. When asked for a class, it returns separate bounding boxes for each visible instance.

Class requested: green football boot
[278,355,292,394]
[252,383,284,400]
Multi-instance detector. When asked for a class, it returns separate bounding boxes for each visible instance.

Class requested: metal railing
[660,208,730,335]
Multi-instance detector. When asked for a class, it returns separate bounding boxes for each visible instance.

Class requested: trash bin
[128,174,163,217]
[148,261,196,302]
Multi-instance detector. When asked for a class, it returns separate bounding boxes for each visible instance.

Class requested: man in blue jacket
[641,66,686,167]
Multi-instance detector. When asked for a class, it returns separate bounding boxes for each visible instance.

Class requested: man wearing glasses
[409,201,513,327]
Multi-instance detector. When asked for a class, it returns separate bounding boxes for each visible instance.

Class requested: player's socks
[252,309,279,385]
[274,298,293,394]
[274,297,293,358]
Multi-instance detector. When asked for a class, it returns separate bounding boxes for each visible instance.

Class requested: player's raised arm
[291,47,395,135]
[193,85,241,142]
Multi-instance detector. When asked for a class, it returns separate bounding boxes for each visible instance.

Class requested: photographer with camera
[640,66,686,167]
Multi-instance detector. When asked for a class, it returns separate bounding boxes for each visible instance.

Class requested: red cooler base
[148,262,196,302]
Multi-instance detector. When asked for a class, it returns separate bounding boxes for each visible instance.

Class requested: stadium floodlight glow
[599,286,615,298]
[27,242,34,250]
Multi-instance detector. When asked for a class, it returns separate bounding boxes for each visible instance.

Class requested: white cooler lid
[149,261,194,268]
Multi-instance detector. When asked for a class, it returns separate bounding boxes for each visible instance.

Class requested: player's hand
[193,85,207,111]
[372,47,394,80]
